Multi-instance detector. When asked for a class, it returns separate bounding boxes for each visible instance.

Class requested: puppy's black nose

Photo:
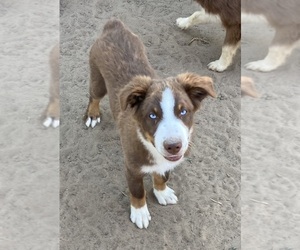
[163,141,182,155]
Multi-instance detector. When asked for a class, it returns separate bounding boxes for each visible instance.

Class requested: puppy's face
[119,73,216,162]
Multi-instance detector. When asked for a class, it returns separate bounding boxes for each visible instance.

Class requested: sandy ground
[241,20,300,249]
[0,1,59,250]
[60,0,241,249]
[2,1,299,250]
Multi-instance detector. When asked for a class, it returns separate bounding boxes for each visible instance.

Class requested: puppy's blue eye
[149,113,157,119]
[180,109,187,116]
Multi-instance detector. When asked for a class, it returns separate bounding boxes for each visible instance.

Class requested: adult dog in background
[176,0,241,72]
[85,19,216,229]
[242,0,300,72]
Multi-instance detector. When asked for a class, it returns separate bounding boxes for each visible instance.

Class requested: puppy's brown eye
[149,113,157,119]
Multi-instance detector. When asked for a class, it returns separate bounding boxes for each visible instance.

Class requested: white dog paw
[154,186,178,206]
[245,45,290,72]
[52,119,60,128]
[176,17,191,29]
[245,60,278,72]
[43,117,60,128]
[130,204,151,229]
[85,117,101,128]
[207,60,228,72]
[43,117,52,127]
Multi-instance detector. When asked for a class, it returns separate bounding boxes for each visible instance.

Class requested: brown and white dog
[242,0,300,72]
[85,19,216,229]
[176,0,241,72]
[42,43,60,128]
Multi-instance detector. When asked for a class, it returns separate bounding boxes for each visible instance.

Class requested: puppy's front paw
[154,186,178,206]
[43,117,60,128]
[207,60,228,72]
[85,100,101,128]
[130,204,151,229]
[245,60,278,72]
[85,117,100,128]
[176,17,191,30]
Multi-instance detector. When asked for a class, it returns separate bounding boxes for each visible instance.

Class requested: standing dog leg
[245,25,300,72]
[152,172,178,206]
[177,9,240,72]
[208,24,241,72]
[126,170,151,229]
[85,45,107,128]
[42,44,60,128]
[176,9,220,29]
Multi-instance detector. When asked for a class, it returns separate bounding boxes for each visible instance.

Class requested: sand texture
[241,20,300,249]
[60,0,240,249]
[0,1,59,250]
[6,2,300,250]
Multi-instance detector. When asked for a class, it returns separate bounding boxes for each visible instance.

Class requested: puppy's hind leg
[85,51,107,128]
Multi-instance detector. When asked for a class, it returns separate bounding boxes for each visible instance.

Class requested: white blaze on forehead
[137,87,190,172]
[154,87,189,154]
[160,88,175,120]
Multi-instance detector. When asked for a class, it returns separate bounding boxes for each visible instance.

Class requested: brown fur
[196,0,241,45]
[85,19,216,211]
[242,0,300,46]
[130,191,146,209]
[152,173,168,191]
[87,20,156,121]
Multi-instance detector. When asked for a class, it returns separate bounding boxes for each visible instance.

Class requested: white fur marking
[138,130,184,175]
[241,13,267,24]
[155,88,189,156]
[86,117,100,128]
[208,43,240,72]
[43,117,60,128]
[43,117,52,127]
[154,186,178,206]
[138,88,189,175]
[245,45,295,72]
[85,117,91,127]
[130,204,151,229]
[52,119,60,128]
[176,10,220,29]
[91,119,97,128]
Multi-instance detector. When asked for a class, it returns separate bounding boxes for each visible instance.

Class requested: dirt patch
[60,1,241,249]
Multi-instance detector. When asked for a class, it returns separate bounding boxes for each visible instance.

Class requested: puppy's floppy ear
[119,75,152,111]
[177,73,216,110]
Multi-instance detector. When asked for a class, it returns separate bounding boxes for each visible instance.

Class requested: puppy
[242,0,300,72]
[85,19,216,229]
[42,44,60,128]
[176,0,241,72]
